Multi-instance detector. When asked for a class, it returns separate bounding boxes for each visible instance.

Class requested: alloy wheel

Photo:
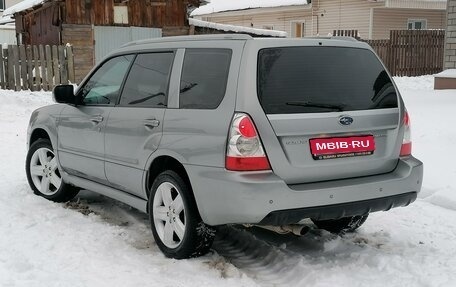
[29,147,62,196]
[152,182,186,249]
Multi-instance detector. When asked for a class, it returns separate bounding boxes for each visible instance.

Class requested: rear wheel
[312,215,368,234]
[26,139,79,202]
[149,170,215,259]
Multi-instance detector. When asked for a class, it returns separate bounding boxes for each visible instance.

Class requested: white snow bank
[394,75,456,207]
[192,0,308,16]
[189,18,287,37]
[434,69,456,79]
[3,0,46,16]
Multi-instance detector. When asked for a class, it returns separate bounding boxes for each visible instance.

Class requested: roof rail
[122,34,253,48]
[301,36,359,42]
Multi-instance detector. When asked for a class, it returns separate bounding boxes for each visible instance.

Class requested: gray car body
[27,35,423,226]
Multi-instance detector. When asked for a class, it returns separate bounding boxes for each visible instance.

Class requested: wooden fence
[0,44,75,91]
[365,30,445,76]
[333,29,360,40]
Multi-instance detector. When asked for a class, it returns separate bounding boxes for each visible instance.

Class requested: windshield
[257,46,398,114]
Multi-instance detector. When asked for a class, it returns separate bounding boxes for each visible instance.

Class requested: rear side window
[257,47,398,114]
[180,49,232,109]
[120,52,174,107]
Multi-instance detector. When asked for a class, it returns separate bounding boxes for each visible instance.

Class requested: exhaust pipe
[253,225,310,236]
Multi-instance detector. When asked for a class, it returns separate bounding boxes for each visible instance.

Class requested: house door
[93,26,163,63]
[292,22,305,38]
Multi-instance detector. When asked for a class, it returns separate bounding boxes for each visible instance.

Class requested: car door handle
[90,115,104,124]
[144,119,160,129]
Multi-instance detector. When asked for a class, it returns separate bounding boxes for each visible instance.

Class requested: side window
[80,55,134,106]
[120,52,174,107]
[179,49,232,109]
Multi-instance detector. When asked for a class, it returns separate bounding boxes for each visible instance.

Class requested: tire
[26,139,79,202]
[312,215,369,234]
[149,170,216,259]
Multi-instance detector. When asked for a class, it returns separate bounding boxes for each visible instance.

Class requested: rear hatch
[257,46,401,184]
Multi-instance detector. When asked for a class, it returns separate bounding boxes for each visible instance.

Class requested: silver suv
[26,35,423,259]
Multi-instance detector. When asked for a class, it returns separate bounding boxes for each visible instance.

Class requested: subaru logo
[339,116,353,126]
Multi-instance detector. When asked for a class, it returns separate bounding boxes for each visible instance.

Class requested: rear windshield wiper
[285,101,345,111]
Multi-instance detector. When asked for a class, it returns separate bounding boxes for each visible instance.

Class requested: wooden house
[5,0,207,82]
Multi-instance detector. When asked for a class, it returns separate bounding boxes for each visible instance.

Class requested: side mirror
[53,85,77,105]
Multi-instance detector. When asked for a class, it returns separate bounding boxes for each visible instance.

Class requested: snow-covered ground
[0,76,455,287]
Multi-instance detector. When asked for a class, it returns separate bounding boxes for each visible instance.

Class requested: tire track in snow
[212,226,340,286]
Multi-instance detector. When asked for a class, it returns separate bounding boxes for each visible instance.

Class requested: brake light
[400,111,412,157]
[226,113,271,171]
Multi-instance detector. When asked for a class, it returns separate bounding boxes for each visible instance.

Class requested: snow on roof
[192,0,308,16]
[189,18,287,37]
[0,15,15,25]
[3,0,47,17]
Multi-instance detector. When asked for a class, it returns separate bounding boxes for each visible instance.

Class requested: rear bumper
[185,157,423,226]
[259,191,417,225]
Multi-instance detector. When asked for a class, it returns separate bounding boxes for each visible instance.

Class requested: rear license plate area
[309,135,375,160]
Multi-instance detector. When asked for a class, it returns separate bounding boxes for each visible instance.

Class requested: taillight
[400,111,412,157]
[226,113,271,171]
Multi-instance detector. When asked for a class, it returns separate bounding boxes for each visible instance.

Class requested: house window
[263,25,274,30]
[407,19,427,30]
[291,21,305,38]
[0,0,5,11]
[114,6,129,24]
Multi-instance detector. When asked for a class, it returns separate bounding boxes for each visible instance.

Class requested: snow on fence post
[0,44,75,91]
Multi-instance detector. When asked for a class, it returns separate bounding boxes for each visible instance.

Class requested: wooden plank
[33,45,41,90]
[19,45,28,90]
[5,46,12,90]
[59,46,68,84]
[67,46,75,83]
[45,45,54,89]
[52,45,60,86]
[39,45,49,91]
[26,46,34,91]
[12,45,21,91]
[0,45,4,90]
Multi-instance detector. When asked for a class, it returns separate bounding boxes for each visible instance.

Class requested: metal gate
[94,26,162,63]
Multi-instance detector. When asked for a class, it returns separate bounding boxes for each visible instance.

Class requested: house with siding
[192,0,447,40]
[0,0,22,14]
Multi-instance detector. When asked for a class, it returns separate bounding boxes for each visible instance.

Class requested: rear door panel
[266,109,401,184]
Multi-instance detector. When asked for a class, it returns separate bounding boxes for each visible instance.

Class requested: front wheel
[149,170,215,259]
[26,139,79,202]
[312,215,369,234]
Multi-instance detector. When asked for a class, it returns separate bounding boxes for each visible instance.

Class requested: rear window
[179,49,232,109]
[257,47,398,114]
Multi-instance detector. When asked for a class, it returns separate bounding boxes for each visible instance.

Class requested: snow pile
[395,76,456,210]
[3,0,46,16]
[434,69,456,79]
[0,75,455,286]
[189,18,287,37]
[192,0,308,16]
